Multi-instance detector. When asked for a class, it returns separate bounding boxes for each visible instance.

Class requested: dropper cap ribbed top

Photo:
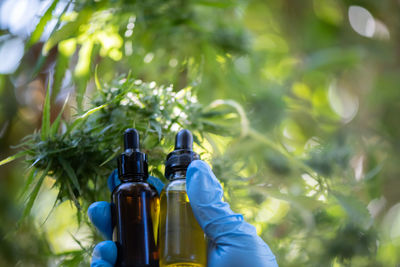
[118,128,148,180]
[174,129,193,150]
[124,128,140,151]
[165,129,199,179]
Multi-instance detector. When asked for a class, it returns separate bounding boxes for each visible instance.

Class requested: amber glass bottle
[112,129,160,267]
[159,130,207,267]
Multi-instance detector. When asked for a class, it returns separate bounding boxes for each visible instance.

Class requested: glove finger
[107,169,120,192]
[148,176,165,195]
[91,259,113,267]
[187,161,277,264]
[88,201,113,240]
[186,160,255,242]
[91,241,117,267]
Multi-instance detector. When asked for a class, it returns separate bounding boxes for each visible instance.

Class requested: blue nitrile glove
[88,162,278,267]
[187,160,278,267]
[87,169,164,267]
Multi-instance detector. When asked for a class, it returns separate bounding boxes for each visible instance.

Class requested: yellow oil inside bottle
[151,196,160,246]
[159,190,207,267]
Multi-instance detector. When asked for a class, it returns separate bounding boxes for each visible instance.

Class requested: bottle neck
[168,170,187,181]
[119,175,145,183]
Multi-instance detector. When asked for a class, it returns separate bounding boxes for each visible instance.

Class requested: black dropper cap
[165,129,200,179]
[118,128,148,180]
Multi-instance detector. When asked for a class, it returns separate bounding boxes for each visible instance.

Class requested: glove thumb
[186,160,250,243]
[186,160,278,266]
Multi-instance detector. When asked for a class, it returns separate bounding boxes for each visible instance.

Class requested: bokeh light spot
[0,36,24,74]
[169,58,178,67]
[328,81,359,123]
[144,53,154,63]
[383,203,400,241]
[348,6,375,37]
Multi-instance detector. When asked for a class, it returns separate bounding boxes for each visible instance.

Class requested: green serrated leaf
[66,179,81,210]
[364,164,383,180]
[94,64,102,91]
[27,0,60,48]
[51,94,69,136]
[58,157,81,193]
[63,104,108,137]
[75,39,94,109]
[69,233,89,253]
[334,192,372,229]
[41,194,60,226]
[0,151,27,166]
[43,10,92,55]
[52,53,70,101]
[206,99,249,137]
[18,169,37,200]
[58,249,85,267]
[80,104,108,119]
[22,162,51,220]
[150,121,162,141]
[31,54,48,80]
[41,81,51,140]
[100,148,120,167]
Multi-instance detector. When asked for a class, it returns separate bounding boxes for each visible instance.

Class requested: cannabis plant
[2,0,400,265]
[0,74,245,263]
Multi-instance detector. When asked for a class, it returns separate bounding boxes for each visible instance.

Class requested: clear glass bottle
[159,130,207,267]
[112,129,160,267]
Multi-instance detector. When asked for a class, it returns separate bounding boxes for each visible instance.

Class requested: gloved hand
[187,160,277,267]
[88,161,278,267]
[87,170,164,267]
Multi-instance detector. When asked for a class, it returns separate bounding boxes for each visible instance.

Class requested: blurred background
[1,0,400,266]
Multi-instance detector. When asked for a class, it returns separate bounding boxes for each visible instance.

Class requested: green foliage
[27,0,61,48]
[1,0,400,266]
[0,169,52,266]
[6,77,241,221]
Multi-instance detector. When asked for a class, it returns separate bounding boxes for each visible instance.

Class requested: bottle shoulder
[165,178,187,192]
[112,181,158,197]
